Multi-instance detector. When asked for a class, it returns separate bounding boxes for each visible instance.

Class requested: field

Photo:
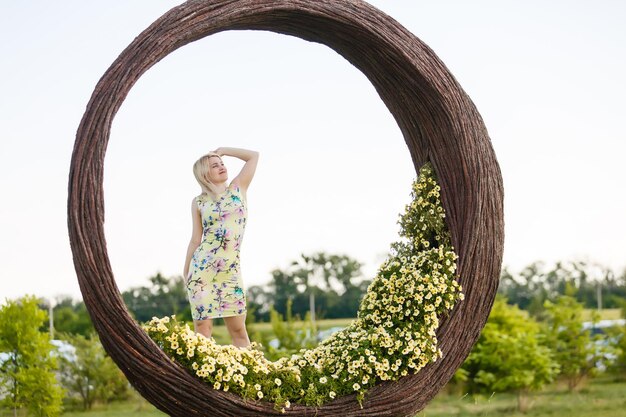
[418,376,626,417]
[210,317,355,345]
[582,308,621,321]
[210,309,620,345]
[208,309,621,345]
[3,312,623,416]
[52,376,626,417]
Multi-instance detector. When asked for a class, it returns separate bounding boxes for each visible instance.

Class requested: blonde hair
[192,152,224,196]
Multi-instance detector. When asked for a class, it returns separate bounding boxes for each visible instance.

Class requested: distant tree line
[50,257,626,337]
[499,260,626,315]
[246,252,372,322]
[49,251,371,335]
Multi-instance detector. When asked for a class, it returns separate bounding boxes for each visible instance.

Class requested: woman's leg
[224,314,250,348]
[194,318,213,338]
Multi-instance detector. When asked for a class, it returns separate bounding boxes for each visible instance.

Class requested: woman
[182,147,259,348]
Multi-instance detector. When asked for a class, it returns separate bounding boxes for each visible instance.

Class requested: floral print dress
[187,184,247,320]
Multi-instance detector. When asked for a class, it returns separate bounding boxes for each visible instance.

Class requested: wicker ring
[68,1,504,415]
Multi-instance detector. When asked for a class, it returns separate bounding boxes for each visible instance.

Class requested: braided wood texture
[68,1,504,415]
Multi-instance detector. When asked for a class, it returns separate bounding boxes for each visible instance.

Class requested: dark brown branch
[67,1,504,416]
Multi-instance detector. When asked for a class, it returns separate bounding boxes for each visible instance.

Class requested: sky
[1,1,625,302]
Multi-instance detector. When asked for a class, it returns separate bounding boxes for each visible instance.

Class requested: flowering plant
[143,162,463,412]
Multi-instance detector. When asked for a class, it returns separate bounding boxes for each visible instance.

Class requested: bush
[57,333,130,410]
[462,298,559,412]
[0,296,64,417]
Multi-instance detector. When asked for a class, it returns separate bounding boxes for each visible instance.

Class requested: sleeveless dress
[186,184,247,320]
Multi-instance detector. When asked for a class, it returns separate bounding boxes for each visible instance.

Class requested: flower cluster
[144,316,299,412]
[143,162,463,410]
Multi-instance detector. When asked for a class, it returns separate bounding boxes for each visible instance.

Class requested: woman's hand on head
[212,147,225,156]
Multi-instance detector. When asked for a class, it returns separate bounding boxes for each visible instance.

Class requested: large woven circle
[67,1,504,415]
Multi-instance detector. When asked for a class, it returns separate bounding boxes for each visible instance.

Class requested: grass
[210,317,355,345]
[0,390,167,417]
[417,376,626,417]
[61,389,167,416]
[209,311,623,344]
[582,308,622,321]
[42,375,626,416]
[61,402,165,417]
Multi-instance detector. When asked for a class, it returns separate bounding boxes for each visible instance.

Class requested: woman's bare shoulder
[192,193,205,205]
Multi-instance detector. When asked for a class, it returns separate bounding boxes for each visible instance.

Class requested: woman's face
[206,156,227,183]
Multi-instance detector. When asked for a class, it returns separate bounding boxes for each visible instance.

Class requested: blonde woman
[183,147,259,348]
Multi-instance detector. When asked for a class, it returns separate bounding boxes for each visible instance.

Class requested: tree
[540,295,602,390]
[245,285,272,322]
[463,297,559,412]
[265,299,317,361]
[268,266,307,318]
[52,297,94,337]
[57,333,130,410]
[0,296,64,417]
[608,299,626,377]
[499,260,626,311]
[269,252,369,320]
[122,272,191,323]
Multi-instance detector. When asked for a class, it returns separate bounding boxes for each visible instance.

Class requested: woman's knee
[229,324,246,336]
[194,319,213,334]
[225,317,247,336]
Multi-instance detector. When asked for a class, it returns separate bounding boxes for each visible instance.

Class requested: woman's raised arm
[213,147,259,191]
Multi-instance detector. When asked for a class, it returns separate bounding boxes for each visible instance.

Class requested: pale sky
[1,1,625,302]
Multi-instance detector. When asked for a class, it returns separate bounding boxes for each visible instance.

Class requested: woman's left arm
[213,147,259,191]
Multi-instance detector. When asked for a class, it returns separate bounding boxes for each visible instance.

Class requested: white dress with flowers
[186,184,247,320]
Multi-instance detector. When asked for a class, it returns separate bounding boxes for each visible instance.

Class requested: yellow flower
[142,165,465,409]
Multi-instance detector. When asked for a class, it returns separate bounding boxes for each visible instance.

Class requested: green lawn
[205,309,623,345]
[418,376,626,417]
[52,376,626,416]
[208,308,621,344]
[582,308,622,321]
[210,317,355,345]
[0,390,167,417]
[61,402,165,417]
[210,310,622,344]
